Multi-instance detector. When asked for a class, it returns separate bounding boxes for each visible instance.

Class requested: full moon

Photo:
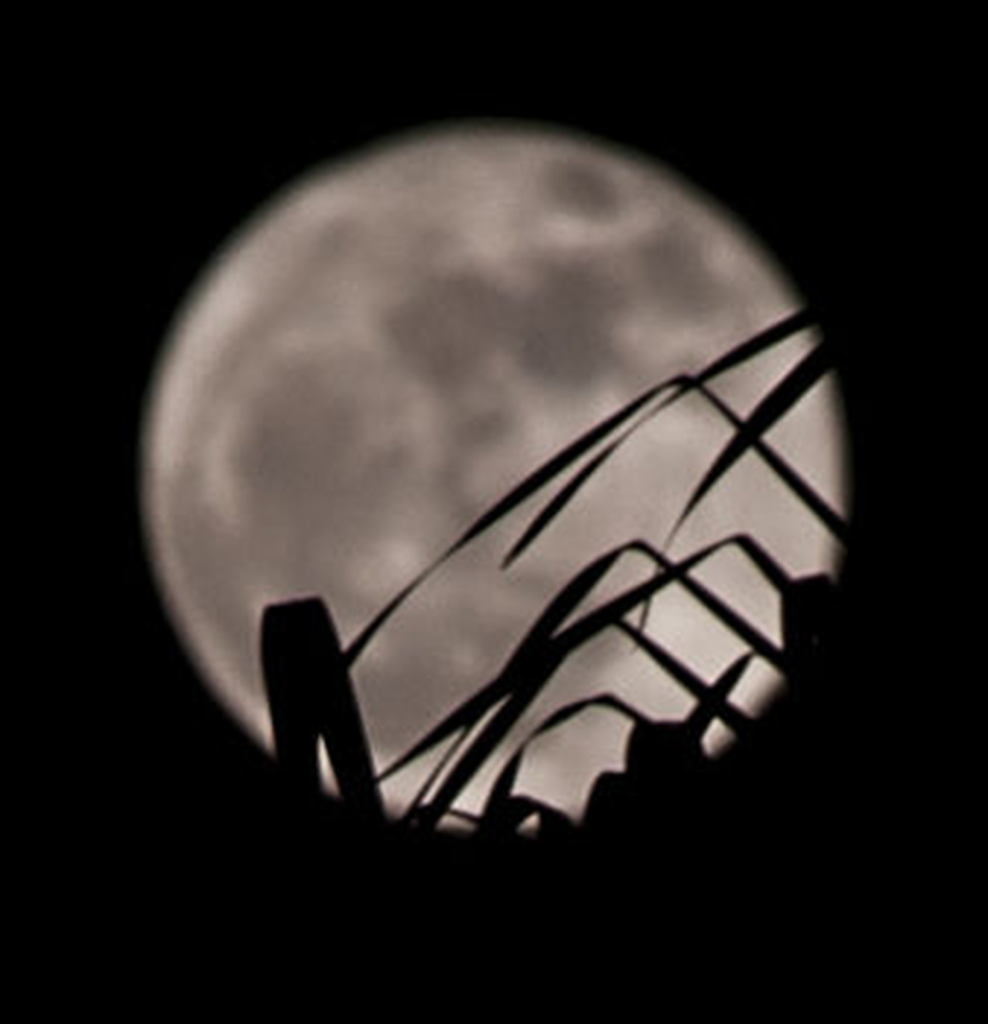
[141,120,850,828]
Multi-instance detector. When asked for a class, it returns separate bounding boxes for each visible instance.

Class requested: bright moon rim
[140,120,851,826]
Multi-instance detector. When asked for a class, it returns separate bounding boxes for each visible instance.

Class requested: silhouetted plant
[261,308,848,841]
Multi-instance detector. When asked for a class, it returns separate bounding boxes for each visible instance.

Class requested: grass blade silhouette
[343,568,437,669]
[481,693,647,824]
[516,693,649,749]
[689,380,848,544]
[616,621,754,738]
[385,546,626,805]
[636,525,798,632]
[669,342,835,543]
[476,655,753,833]
[343,387,671,666]
[504,367,846,573]
[479,692,647,835]
[500,309,820,569]
[344,310,816,664]
[501,438,624,569]
[394,535,789,824]
[709,532,792,592]
[556,539,786,671]
[411,649,568,829]
[410,540,738,827]
[693,307,816,382]
[684,652,753,737]
[481,657,753,834]
[379,674,518,799]
[261,599,383,825]
[386,534,799,828]
[376,672,513,784]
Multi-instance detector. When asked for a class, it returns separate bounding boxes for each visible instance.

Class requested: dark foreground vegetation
[261,310,852,892]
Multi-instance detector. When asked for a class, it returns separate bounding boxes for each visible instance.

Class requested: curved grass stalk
[382,532,793,807]
[505,346,843,577]
[344,308,817,667]
[504,341,845,573]
[378,545,628,791]
[666,341,836,546]
[478,693,647,835]
[688,380,848,545]
[478,654,753,835]
[401,536,786,828]
[616,622,754,738]
[553,538,788,672]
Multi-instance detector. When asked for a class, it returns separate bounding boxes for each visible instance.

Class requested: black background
[22,20,969,981]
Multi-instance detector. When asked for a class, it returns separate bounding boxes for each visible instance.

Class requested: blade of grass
[521,692,649,743]
[411,646,567,829]
[482,692,648,825]
[345,310,815,665]
[692,380,849,545]
[712,532,793,592]
[668,342,835,544]
[500,309,820,571]
[468,304,819,539]
[412,541,732,826]
[694,307,817,384]
[616,621,754,737]
[684,652,754,735]
[556,539,787,671]
[376,678,512,784]
[343,566,437,668]
[343,384,673,666]
[399,536,692,798]
[399,536,783,826]
[480,653,755,834]
[388,704,492,816]
[262,599,383,825]
[385,546,626,803]
[636,527,794,633]
[501,371,847,576]
[382,532,784,788]
[500,437,624,570]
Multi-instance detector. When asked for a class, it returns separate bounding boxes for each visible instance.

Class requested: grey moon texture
[141,120,850,824]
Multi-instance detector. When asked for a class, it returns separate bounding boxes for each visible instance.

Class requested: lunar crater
[386,255,628,400]
[540,156,627,220]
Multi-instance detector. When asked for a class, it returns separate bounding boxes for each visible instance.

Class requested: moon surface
[141,120,850,826]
